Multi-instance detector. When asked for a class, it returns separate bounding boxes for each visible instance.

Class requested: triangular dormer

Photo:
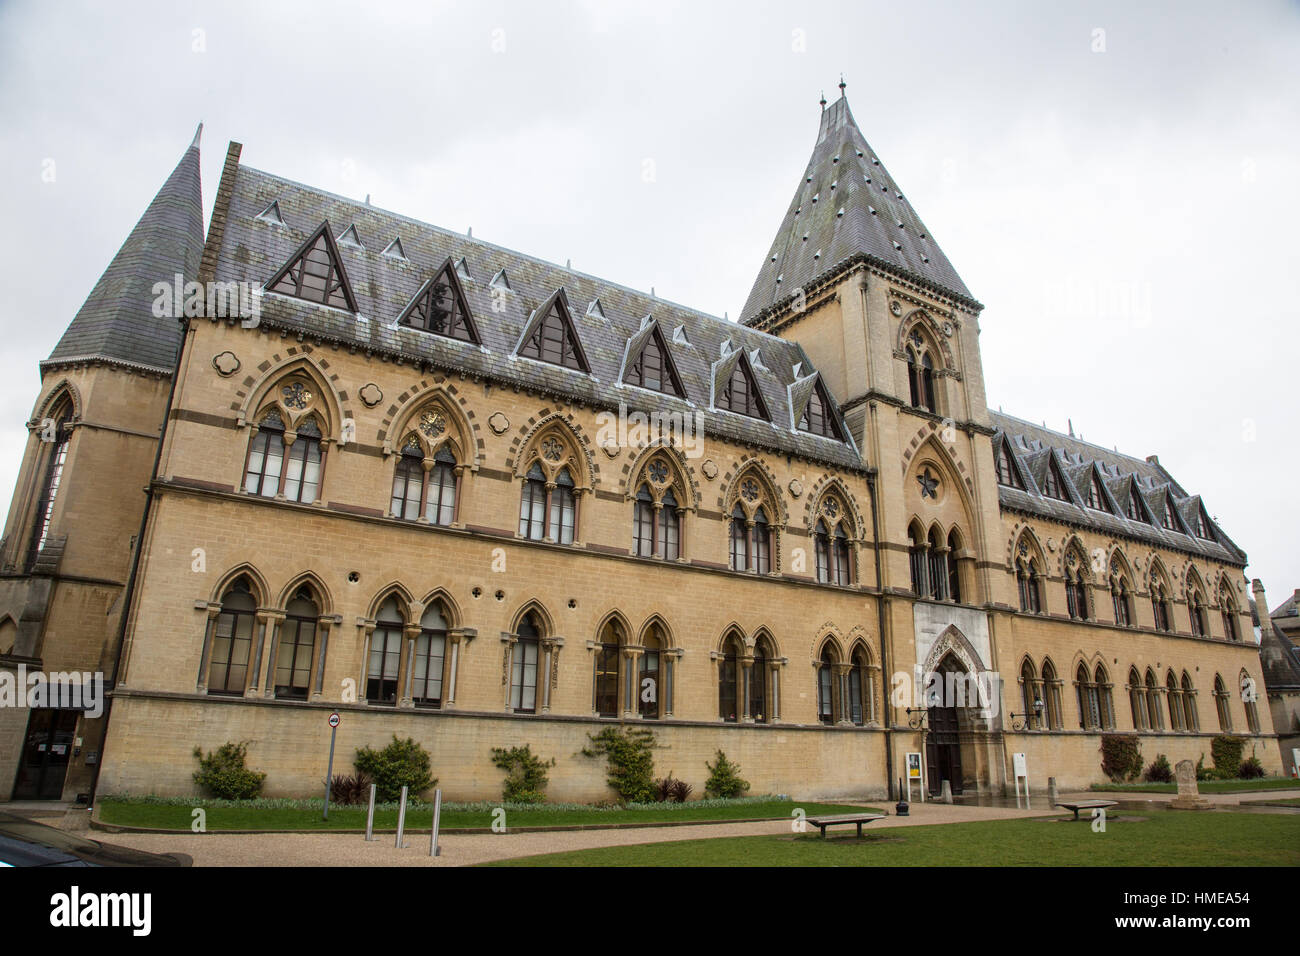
[455,257,471,281]
[994,436,1026,490]
[1189,499,1215,540]
[397,258,480,344]
[1160,490,1184,533]
[1124,478,1151,523]
[516,288,589,372]
[621,320,685,398]
[586,298,605,319]
[793,373,844,441]
[1084,467,1111,513]
[338,224,364,249]
[264,221,358,312]
[382,237,407,261]
[672,325,689,346]
[712,348,769,421]
[256,200,285,225]
[1041,452,1069,501]
[490,269,511,291]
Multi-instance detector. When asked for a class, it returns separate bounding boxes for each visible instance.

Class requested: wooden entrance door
[12,709,80,800]
[926,703,963,795]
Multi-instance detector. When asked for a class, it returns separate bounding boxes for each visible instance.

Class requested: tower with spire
[0,129,204,800]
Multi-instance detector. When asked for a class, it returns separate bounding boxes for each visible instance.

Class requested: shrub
[354,736,435,803]
[1100,734,1143,782]
[1239,748,1265,779]
[1211,735,1245,778]
[329,772,372,805]
[1143,753,1173,783]
[192,741,266,800]
[490,744,556,804]
[704,750,750,799]
[1195,754,1213,782]
[581,726,657,803]
[655,773,693,803]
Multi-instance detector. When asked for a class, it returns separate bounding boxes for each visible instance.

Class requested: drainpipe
[87,315,190,808]
[866,467,894,801]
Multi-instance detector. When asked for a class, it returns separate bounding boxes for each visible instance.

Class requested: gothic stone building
[0,96,1279,803]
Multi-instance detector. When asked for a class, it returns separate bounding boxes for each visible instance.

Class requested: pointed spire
[45,128,205,373]
[819,90,827,111]
[838,74,846,95]
[190,122,203,151]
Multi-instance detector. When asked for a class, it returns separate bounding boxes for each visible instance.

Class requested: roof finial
[819,90,826,111]
[838,74,846,95]
[189,122,203,151]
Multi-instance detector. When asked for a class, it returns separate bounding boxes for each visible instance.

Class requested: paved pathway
[1064,787,1300,807]
[96,800,1057,867]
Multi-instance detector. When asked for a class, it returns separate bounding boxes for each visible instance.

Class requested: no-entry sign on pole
[323,712,341,820]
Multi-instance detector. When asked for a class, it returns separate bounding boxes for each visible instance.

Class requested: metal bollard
[395,785,409,849]
[364,783,376,841]
[429,788,442,857]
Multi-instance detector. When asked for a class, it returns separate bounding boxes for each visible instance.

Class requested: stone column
[444,627,475,709]
[245,609,276,697]
[770,659,784,722]
[835,663,853,725]
[623,646,642,718]
[310,615,339,702]
[398,622,421,708]
[356,619,376,705]
[501,631,518,711]
[195,603,221,692]
[263,611,288,699]
[740,655,755,721]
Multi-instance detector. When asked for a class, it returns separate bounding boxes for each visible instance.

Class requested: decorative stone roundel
[702,459,719,480]
[282,382,312,410]
[789,478,803,498]
[359,383,383,407]
[488,411,510,435]
[890,300,902,316]
[822,496,838,517]
[740,478,760,502]
[648,460,668,484]
[212,351,240,376]
[541,437,564,462]
[601,441,620,459]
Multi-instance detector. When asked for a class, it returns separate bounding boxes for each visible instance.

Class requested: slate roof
[211,164,863,471]
[991,411,1246,566]
[741,95,975,323]
[44,127,206,373]
[1259,614,1300,692]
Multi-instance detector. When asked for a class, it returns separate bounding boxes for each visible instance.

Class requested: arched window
[520,462,547,539]
[817,646,837,725]
[209,578,256,696]
[1151,577,1172,632]
[718,633,740,722]
[1180,673,1198,732]
[1062,545,1089,620]
[274,585,319,700]
[391,438,425,520]
[1109,557,1133,627]
[27,399,72,569]
[1189,588,1209,638]
[245,408,286,498]
[1041,659,1063,730]
[1020,659,1040,730]
[728,475,777,574]
[1144,669,1163,731]
[1214,674,1232,731]
[947,529,962,602]
[640,626,663,720]
[1017,554,1042,613]
[1166,671,1183,731]
[751,506,771,574]
[550,468,576,543]
[905,334,938,413]
[908,523,927,595]
[1242,672,1260,734]
[632,454,685,560]
[367,597,404,705]
[594,619,623,718]
[749,637,770,723]
[1095,664,1114,730]
[412,601,448,709]
[283,416,323,502]
[519,464,577,544]
[926,526,947,601]
[1221,593,1240,642]
[813,500,854,586]
[1129,667,1149,730]
[390,402,464,525]
[511,612,541,714]
[848,646,872,726]
[1076,663,1102,731]
[729,503,748,571]
[244,405,323,504]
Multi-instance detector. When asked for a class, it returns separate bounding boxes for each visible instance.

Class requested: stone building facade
[1,97,1279,803]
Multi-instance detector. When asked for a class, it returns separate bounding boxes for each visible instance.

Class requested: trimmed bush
[490,744,556,804]
[1211,735,1245,778]
[1143,753,1173,783]
[582,726,657,803]
[704,750,750,799]
[354,735,435,803]
[193,741,266,799]
[1100,734,1143,782]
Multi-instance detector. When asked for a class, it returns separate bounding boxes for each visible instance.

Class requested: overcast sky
[1,0,1297,605]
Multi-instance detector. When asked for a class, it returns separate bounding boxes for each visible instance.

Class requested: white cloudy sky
[0,0,1297,604]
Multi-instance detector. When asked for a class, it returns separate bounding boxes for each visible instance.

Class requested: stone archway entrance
[925,652,968,795]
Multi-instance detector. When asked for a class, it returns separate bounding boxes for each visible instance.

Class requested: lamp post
[1010,697,1044,733]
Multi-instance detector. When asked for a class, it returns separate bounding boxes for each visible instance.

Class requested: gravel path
[98,800,1056,867]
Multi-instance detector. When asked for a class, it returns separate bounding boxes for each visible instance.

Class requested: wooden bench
[1054,799,1118,821]
[804,813,886,838]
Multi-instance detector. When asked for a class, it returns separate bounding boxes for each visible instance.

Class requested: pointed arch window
[1041,659,1063,730]
[519,294,589,372]
[718,633,740,722]
[511,613,542,714]
[632,455,684,560]
[1180,673,1198,732]
[1020,659,1041,730]
[749,637,770,723]
[245,408,285,498]
[1189,588,1209,638]
[926,526,947,601]
[367,598,404,705]
[1095,665,1114,729]
[729,503,748,571]
[813,505,853,586]
[1017,557,1042,613]
[640,626,663,720]
[908,524,928,595]
[1144,670,1163,731]
[1242,672,1260,734]
[1166,671,1184,731]
[1151,579,1172,632]
[398,263,479,343]
[1109,558,1133,627]
[817,646,837,725]
[1213,675,1232,731]
[413,601,449,709]
[594,619,623,718]
[244,408,322,503]
[209,578,256,696]
[1129,668,1150,730]
[1221,597,1240,642]
[751,506,772,574]
[634,486,655,557]
[266,223,356,311]
[1065,550,1089,620]
[626,324,684,397]
[1076,664,1102,730]
[274,586,319,700]
[282,416,323,503]
[27,400,72,569]
[849,646,873,725]
[549,468,576,543]
[946,530,963,602]
[906,342,937,413]
[519,461,577,544]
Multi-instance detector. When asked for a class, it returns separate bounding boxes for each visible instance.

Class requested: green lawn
[1089,777,1299,794]
[96,798,874,832]
[485,808,1300,867]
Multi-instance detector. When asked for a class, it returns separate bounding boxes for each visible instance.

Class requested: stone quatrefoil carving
[212,351,240,376]
[358,383,383,407]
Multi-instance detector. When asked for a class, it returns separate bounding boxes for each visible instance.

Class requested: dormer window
[995,439,1025,490]
[1085,473,1109,512]
[717,352,769,420]
[798,378,844,440]
[518,291,589,373]
[1042,457,1067,500]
